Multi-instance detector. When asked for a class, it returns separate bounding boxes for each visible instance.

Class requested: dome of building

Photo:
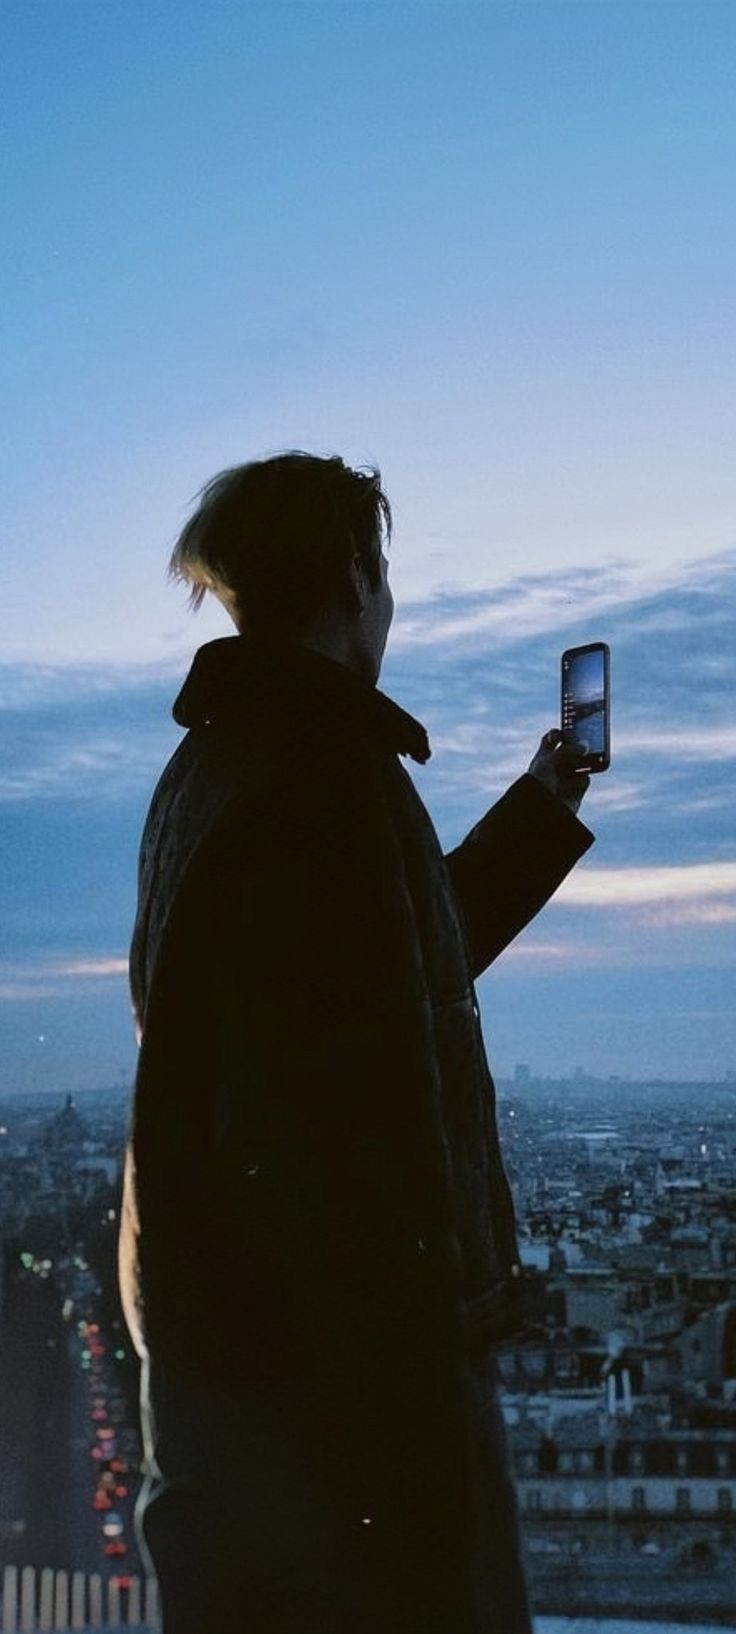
[44,1092,89,1150]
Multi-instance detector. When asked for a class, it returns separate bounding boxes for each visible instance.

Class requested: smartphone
[561,641,611,772]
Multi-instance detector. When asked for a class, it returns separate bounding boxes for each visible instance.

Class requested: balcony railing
[1,1565,729,1633]
[0,1566,159,1632]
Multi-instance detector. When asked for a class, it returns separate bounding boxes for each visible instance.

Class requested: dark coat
[119,636,593,1634]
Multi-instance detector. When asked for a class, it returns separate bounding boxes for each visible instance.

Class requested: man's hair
[169,451,392,636]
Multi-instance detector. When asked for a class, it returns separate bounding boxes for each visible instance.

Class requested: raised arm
[445,770,594,980]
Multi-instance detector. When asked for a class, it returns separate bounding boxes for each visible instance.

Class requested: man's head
[169,451,394,681]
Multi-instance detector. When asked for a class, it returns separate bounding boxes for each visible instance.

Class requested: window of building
[558,1452,574,1473]
[632,1487,647,1512]
[577,1450,595,1473]
[676,1488,691,1513]
[716,1449,730,1476]
[630,1447,645,1474]
[525,1489,543,1512]
[717,1488,732,1514]
[675,1449,688,1475]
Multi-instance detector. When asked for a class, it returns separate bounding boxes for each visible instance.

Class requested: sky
[2,0,735,1092]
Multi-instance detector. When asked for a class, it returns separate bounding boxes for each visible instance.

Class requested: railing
[0,1567,159,1632]
[1,1568,729,1633]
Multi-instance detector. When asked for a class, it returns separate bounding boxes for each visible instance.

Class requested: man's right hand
[526,728,591,816]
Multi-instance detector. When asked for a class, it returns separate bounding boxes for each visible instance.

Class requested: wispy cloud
[0,664,178,803]
[0,955,129,1002]
[558,861,736,908]
[59,957,129,978]
[0,658,180,712]
[582,779,647,813]
[502,941,572,961]
[0,741,153,803]
[391,546,736,653]
[3,545,734,814]
[0,983,65,1002]
[638,902,736,928]
[613,727,736,760]
[495,937,637,970]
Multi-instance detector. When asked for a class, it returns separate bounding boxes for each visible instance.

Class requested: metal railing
[1,1568,727,1633]
[0,1567,159,1632]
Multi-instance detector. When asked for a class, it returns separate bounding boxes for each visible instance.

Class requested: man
[119,452,594,1634]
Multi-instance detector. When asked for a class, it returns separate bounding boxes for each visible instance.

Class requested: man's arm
[445,769,594,980]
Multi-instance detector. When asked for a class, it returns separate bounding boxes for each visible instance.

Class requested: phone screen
[561,642,610,771]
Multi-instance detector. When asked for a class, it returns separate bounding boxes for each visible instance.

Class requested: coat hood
[172,636,431,765]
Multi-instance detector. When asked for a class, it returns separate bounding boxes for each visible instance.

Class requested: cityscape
[4,0,735,1629]
[0,1073,733,1629]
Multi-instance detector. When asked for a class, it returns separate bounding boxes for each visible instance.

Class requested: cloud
[59,957,129,978]
[0,657,180,711]
[1,547,734,1027]
[0,983,64,1002]
[613,726,736,761]
[0,955,129,1002]
[502,941,572,961]
[557,861,736,908]
[491,938,644,972]
[0,662,178,803]
[395,556,735,896]
[0,740,152,802]
[390,545,736,653]
[582,779,646,813]
[2,542,734,815]
[638,902,736,928]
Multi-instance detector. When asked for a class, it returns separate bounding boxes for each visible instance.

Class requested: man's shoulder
[148,720,409,867]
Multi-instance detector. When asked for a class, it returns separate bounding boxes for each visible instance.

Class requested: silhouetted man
[119,452,593,1633]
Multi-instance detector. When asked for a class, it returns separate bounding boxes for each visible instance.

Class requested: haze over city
[2,0,735,1090]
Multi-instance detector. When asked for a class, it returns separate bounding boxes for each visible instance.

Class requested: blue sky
[2,1,735,1090]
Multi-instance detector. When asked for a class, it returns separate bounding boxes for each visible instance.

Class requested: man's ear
[346,551,367,617]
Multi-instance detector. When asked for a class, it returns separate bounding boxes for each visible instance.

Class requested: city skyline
[2,1,735,1090]
[1,1071,734,1626]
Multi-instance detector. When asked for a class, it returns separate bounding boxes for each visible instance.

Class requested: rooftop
[537,1623,727,1634]
[70,1623,729,1634]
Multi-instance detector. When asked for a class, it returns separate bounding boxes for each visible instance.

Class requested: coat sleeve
[444,772,594,980]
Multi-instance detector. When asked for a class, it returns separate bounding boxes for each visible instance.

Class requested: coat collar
[172,636,431,765]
